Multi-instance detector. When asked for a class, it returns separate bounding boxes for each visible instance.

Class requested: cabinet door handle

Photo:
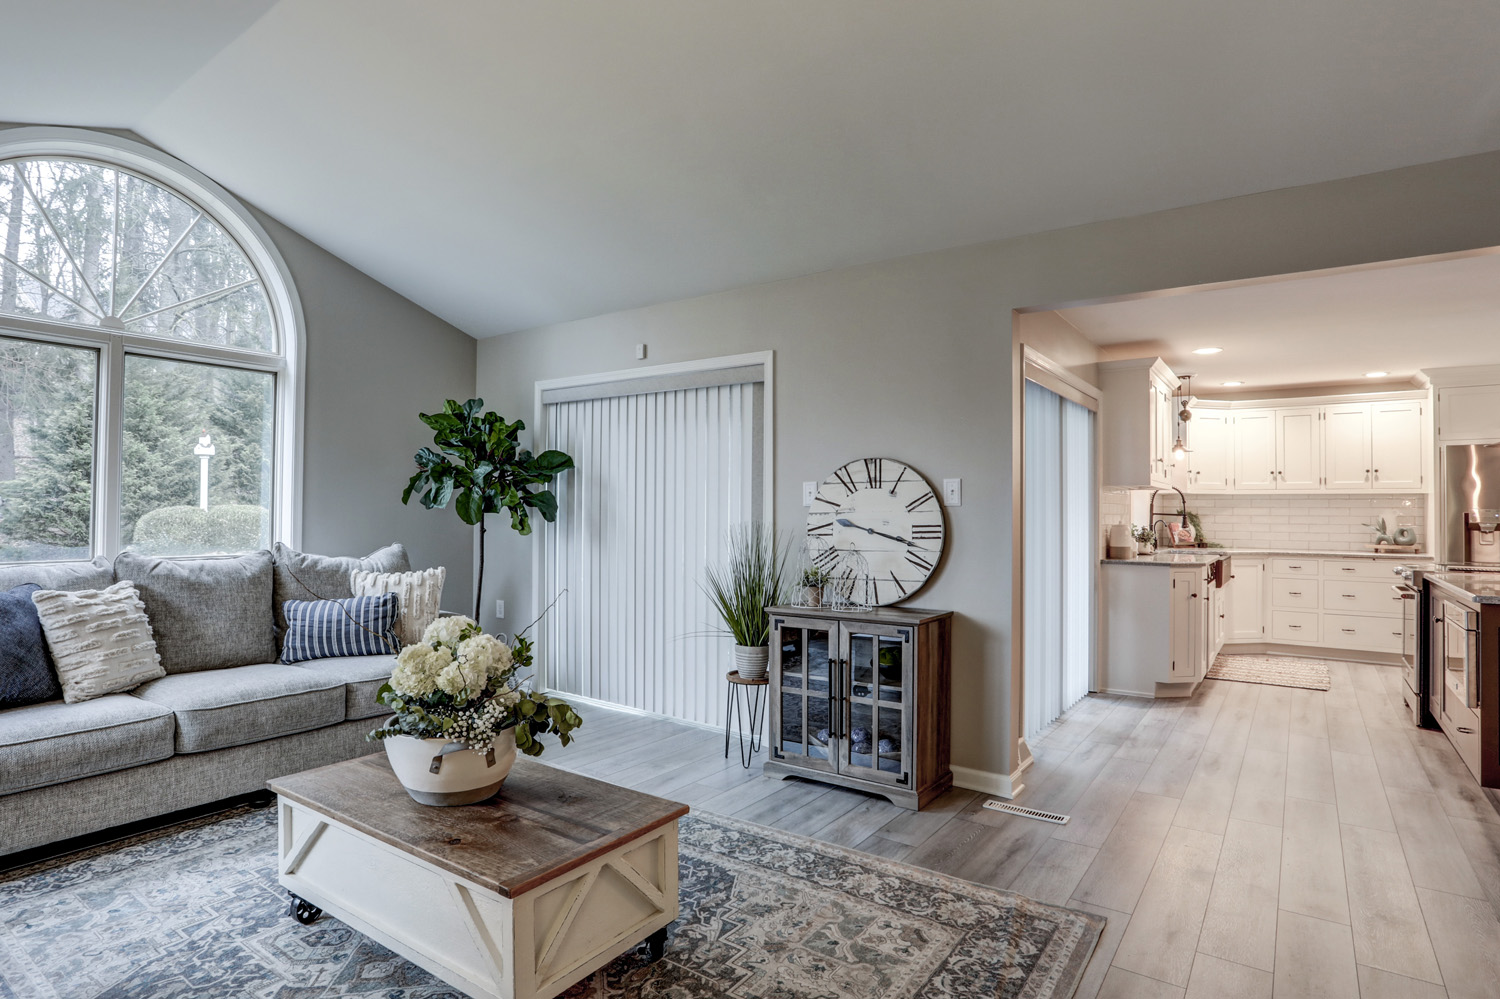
[1289,591,1302,596]
[1342,593,1356,599]
[1289,624,1303,630]
[1342,628,1356,634]
[1340,567,1356,572]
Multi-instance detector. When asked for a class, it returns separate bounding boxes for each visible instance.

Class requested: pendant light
[1171,375,1193,461]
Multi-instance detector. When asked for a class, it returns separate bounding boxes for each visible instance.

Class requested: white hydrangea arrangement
[369,616,582,756]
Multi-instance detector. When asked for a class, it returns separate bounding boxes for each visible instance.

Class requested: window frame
[0,127,305,559]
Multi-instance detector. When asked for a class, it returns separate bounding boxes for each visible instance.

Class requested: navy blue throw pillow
[0,583,63,708]
[280,593,401,663]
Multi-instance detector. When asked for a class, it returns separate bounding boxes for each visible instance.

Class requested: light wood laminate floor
[545,661,1500,999]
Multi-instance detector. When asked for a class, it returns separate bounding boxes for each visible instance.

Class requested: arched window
[0,127,303,562]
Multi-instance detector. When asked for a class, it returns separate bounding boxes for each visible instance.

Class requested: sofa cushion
[114,551,276,674]
[131,664,346,753]
[0,584,62,709]
[351,566,446,647]
[0,695,175,795]
[33,582,166,703]
[271,543,409,637]
[0,557,113,593]
[292,655,397,720]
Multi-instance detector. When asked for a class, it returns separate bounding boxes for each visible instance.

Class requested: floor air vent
[982,800,1070,825]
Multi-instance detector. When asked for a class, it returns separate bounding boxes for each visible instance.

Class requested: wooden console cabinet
[764,605,952,810]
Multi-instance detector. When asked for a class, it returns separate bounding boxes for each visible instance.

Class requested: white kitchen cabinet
[1233,410,1278,491]
[1182,410,1231,491]
[1369,400,1424,489]
[1102,559,1220,697]
[1276,408,1323,489]
[1324,404,1372,489]
[1210,578,1226,659]
[1226,558,1265,642]
[1100,358,1180,488]
[1437,385,1500,443]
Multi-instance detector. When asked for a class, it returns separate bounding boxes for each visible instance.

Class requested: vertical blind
[1023,378,1096,740]
[538,379,763,728]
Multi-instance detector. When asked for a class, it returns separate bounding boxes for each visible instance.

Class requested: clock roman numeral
[807,523,833,536]
[813,548,841,568]
[911,524,942,539]
[905,552,935,573]
[814,494,841,507]
[905,490,935,513]
[833,467,857,494]
[864,458,882,489]
[889,571,906,596]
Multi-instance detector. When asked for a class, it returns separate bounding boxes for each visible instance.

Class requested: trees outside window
[0,130,301,562]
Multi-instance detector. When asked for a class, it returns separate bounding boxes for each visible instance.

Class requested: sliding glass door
[1023,377,1097,740]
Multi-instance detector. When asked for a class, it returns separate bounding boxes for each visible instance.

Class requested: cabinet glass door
[840,624,910,785]
[772,617,836,773]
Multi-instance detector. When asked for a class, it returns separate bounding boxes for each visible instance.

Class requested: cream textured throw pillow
[32,581,165,703]
[350,567,445,648]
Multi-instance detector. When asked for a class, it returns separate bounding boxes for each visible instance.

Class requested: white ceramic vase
[734,644,770,681]
[384,731,518,806]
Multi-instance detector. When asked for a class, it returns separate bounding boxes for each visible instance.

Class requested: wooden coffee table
[268,755,688,999]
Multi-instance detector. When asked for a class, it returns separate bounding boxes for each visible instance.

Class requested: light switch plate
[802,481,817,506]
[495,600,505,619]
[943,478,962,506]
[634,343,647,359]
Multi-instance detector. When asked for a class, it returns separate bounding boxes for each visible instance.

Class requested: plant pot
[803,585,823,607]
[383,731,517,806]
[734,644,770,681]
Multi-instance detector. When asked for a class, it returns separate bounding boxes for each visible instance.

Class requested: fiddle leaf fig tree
[402,399,574,619]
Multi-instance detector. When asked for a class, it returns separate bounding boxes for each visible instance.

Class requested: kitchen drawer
[1271,558,1320,576]
[1323,613,1403,652]
[1323,559,1407,580]
[1271,610,1319,643]
[1321,579,1405,617]
[1271,577,1319,610]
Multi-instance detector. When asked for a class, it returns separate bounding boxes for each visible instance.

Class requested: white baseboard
[952,759,1033,800]
[550,690,725,734]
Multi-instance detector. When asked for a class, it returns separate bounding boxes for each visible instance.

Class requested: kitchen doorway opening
[1021,349,1099,742]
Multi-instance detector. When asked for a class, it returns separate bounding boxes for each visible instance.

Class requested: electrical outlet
[943,478,962,506]
[803,481,817,506]
[634,343,647,360]
[495,599,505,619]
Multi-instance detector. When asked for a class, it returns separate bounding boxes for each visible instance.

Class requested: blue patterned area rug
[0,804,1103,998]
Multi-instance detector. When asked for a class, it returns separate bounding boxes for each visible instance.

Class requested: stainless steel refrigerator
[1443,442,1500,566]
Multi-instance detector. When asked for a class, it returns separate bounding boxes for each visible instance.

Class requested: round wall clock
[805,457,946,606]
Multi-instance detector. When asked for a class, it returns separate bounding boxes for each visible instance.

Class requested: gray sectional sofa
[0,544,413,859]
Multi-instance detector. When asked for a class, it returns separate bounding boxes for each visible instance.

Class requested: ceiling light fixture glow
[1365,371,1389,378]
[1222,380,1244,386]
[1192,347,1223,355]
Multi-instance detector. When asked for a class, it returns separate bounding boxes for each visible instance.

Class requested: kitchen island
[1100,553,1230,697]
[1425,572,1500,788]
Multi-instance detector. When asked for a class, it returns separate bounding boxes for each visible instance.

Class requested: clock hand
[836,518,913,546]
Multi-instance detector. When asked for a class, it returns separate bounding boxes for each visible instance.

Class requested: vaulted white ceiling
[5,1,1499,337]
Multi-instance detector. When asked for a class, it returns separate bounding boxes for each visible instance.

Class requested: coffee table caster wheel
[645,927,669,962]
[289,894,322,925]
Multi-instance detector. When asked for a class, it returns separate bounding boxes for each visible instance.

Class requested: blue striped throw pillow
[280,593,401,663]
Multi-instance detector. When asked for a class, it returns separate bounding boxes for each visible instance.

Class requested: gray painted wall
[0,123,479,614]
[477,149,1500,782]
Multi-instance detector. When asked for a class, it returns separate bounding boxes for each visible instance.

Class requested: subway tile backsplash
[1181,492,1426,553]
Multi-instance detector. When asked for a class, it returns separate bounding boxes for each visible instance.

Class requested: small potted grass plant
[704,525,789,681]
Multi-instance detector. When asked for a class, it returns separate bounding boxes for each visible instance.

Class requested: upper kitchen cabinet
[1099,357,1180,488]
[1232,410,1277,491]
[1277,408,1323,489]
[1191,392,1428,495]
[1424,367,1500,443]
[1177,409,1232,491]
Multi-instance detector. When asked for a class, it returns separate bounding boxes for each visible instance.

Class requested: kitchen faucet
[1148,487,1190,547]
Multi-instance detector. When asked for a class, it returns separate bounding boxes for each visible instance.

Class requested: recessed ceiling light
[1365,371,1389,378]
[1192,347,1223,355]
[1222,380,1244,386]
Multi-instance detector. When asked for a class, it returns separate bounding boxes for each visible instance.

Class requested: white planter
[734,644,770,681]
[384,731,517,806]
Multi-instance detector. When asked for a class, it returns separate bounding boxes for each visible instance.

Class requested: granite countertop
[1102,547,1433,567]
[1426,572,1500,605]
[1101,551,1228,566]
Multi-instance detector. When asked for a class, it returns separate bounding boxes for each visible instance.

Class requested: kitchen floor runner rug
[1206,653,1332,691]
[0,803,1105,999]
